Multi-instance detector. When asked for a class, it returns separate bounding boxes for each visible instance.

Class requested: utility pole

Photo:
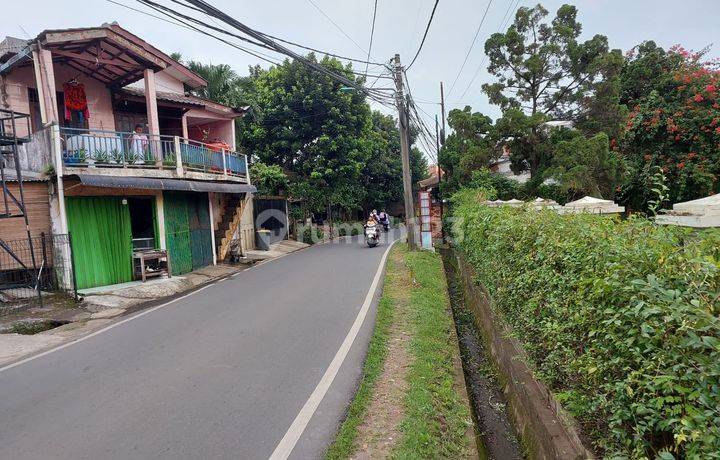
[393,54,417,250]
[435,114,445,241]
[439,81,446,144]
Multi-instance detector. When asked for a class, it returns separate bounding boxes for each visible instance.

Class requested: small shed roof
[671,193,720,216]
[563,196,624,214]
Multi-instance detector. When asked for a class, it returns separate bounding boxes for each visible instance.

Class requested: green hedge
[300,225,324,244]
[451,189,720,458]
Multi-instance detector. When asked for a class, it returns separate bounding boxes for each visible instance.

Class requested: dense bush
[336,222,362,237]
[451,190,720,458]
[620,46,720,211]
[299,225,324,244]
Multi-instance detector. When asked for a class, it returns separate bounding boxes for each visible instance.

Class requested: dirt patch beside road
[351,250,412,459]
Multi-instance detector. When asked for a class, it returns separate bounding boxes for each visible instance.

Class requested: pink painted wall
[127,69,185,94]
[2,60,115,133]
[53,64,116,131]
[186,118,235,150]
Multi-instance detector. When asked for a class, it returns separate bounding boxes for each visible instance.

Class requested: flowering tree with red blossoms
[619,46,720,210]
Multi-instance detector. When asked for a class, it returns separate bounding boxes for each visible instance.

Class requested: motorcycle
[364,220,380,247]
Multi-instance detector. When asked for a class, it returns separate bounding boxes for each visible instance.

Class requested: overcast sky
[3,0,720,158]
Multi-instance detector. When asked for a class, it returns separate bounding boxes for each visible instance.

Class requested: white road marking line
[0,283,215,374]
[269,239,397,460]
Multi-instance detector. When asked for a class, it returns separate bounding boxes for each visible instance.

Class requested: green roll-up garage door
[164,191,193,275]
[66,196,133,289]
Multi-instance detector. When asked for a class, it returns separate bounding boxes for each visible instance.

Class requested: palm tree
[186,61,242,107]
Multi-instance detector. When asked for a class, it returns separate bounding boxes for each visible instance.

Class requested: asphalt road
[0,229,401,460]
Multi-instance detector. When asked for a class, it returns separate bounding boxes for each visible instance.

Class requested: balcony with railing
[58,127,248,181]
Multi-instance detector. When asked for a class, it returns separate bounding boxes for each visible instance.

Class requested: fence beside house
[0,233,77,307]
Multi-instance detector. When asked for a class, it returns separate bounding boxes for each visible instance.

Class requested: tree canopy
[619,46,720,209]
[179,53,427,215]
[483,4,611,119]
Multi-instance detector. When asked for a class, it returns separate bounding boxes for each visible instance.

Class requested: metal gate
[253,197,288,245]
[164,191,213,275]
[163,192,192,275]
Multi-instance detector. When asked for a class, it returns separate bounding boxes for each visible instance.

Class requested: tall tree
[439,106,495,193]
[362,111,427,213]
[544,132,623,199]
[184,61,245,107]
[482,4,615,177]
[575,49,628,141]
[620,41,684,107]
[240,54,373,213]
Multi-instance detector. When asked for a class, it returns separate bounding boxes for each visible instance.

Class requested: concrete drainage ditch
[440,248,524,460]
[440,246,593,460]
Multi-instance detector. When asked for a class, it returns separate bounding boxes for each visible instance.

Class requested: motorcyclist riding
[364,210,381,247]
[378,210,390,231]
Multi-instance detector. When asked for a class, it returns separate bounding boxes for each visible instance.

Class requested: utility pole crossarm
[393,54,417,250]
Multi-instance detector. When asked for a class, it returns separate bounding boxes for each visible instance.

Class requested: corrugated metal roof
[77,174,255,193]
[119,87,206,108]
[0,169,47,182]
[0,37,28,63]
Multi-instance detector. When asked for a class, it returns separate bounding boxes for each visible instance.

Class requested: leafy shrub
[451,191,720,458]
[469,168,521,200]
[336,222,362,237]
[529,181,570,204]
[299,225,324,244]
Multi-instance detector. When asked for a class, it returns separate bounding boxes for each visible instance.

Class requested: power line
[136,0,391,79]
[457,0,520,100]
[306,0,367,55]
[446,0,494,97]
[137,0,276,51]
[364,0,379,76]
[122,0,284,66]
[136,0,396,107]
[406,0,440,70]
[108,0,205,32]
[260,31,387,67]
[404,73,439,162]
[174,0,388,66]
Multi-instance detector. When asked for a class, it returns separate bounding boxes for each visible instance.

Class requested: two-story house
[0,23,256,290]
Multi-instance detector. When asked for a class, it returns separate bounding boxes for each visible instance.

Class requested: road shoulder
[325,244,476,459]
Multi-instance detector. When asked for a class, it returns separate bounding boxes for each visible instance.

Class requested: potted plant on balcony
[77,148,88,165]
[64,148,80,165]
[144,149,155,165]
[65,147,88,166]
[109,148,123,165]
[126,150,139,165]
[93,149,109,167]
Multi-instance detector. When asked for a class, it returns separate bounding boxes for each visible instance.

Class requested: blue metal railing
[58,127,248,179]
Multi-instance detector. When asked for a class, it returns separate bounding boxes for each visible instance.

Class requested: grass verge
[395,246,472,459]
[324,251,397,460]
[325,244,473,459]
